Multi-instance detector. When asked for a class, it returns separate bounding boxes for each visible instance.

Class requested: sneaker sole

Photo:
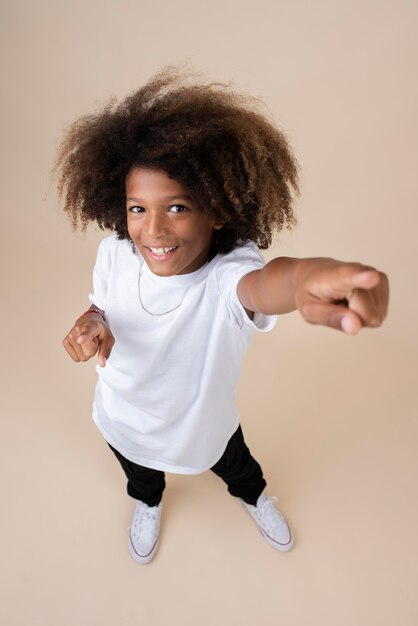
[239,499,295,553]
[259,526,294,552]
[128,530,159,565]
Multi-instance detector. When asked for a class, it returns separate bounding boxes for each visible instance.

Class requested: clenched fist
[63,309,115,367]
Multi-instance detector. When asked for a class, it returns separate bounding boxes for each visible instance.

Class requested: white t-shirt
[89,234,277,474]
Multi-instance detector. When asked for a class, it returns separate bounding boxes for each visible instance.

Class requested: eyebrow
[126,194,192,202]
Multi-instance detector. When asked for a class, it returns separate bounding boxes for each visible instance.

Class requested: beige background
[1,1,417,624]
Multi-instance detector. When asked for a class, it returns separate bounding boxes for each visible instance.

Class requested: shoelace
[251,496,287,532]
[130,504,160,542]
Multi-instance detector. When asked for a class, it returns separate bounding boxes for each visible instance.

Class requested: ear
[212,222,224,230]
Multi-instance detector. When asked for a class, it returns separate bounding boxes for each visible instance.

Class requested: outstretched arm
[237,257,389,334]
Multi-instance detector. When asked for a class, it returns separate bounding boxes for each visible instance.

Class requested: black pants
[108,425,267,507]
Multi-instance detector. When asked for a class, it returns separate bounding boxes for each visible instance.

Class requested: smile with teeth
[147,246,178,257]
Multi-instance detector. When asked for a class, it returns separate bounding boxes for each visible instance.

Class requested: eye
[168,204,187,213]
[128,206,145,213]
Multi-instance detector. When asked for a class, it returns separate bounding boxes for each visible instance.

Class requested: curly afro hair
[54,66,299,255]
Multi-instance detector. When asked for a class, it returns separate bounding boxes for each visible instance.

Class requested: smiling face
[126,167,222,276]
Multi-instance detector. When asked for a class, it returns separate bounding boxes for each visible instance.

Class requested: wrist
[291,257,325,289]
[78,308,106,322]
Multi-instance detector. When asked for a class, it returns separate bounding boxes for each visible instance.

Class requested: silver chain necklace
[137,265,183,316]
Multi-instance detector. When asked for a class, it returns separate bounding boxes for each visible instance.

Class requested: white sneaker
[240,492,294,552]
[128,500,162,564]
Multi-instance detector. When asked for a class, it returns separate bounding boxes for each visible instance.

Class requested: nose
[144,212,170,240]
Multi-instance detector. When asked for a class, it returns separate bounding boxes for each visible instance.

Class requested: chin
[145,260,178,276]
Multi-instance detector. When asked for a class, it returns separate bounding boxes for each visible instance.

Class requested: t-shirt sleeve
[215,242,277,332]
[88,236,114,311]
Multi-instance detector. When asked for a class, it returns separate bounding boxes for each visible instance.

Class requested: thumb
[350,269,381,290]
[333,267,381,294]
[77,330,98,345]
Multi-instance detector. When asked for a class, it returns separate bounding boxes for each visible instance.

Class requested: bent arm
[63,304,115,367]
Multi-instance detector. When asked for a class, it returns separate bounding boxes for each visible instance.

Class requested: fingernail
[341,316,353,333]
